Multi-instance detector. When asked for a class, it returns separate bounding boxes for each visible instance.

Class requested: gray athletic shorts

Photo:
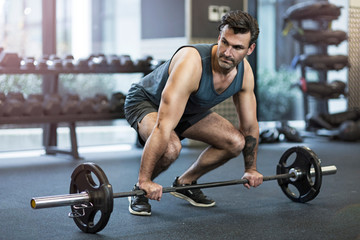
[124,96,211,146]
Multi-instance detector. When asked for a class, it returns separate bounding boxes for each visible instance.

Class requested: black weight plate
[277,146,322,203]
[70,163,113,233]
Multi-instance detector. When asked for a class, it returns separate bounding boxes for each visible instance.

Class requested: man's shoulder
[175,44,214,55]
[172,46,202,62]
[184,44,215,54]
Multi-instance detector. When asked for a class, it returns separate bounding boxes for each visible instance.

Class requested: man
[124,10,263,216]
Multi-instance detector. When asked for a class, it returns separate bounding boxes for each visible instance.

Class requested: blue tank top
[127,44,244,114]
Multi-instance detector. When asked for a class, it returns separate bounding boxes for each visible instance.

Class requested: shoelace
[133,195,148,204]
[189,188,206,200]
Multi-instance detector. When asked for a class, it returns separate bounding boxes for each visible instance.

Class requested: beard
[218,54,236,70]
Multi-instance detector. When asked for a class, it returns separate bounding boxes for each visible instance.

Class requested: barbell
[30,146,337,234]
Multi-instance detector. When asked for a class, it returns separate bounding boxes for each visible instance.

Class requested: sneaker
[170,177,216,207]
[128,185,151,216]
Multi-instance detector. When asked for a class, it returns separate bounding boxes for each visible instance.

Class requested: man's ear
[247,43,256,56]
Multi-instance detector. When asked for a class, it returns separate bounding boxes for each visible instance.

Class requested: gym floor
[0,137,359,240]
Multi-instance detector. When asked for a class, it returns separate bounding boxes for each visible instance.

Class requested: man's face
[217,25,255,70]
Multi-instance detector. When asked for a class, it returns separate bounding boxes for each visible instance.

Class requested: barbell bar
[31,165,336,210]
[30,146,337,233]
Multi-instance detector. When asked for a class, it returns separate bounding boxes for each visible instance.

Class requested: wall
[348,0,360,110]
[141,0,185,39]
[140,0,245,60]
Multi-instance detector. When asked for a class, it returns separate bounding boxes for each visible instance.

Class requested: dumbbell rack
[0,65,153,160]
[286,3,348,130]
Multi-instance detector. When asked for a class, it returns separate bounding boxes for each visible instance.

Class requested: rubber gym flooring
[0,137,359,240]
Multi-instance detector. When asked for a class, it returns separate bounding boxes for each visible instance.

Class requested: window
[0,0,143,151]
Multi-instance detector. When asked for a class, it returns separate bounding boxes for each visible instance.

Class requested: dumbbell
[24,94,44,116]
[135,56,153,69]
[110,92,126,116]
[75,58,90,71]
[36,58,48,70]
[61,94,80,115]
[78,97,96,115]
[93,94,111,114]
[338,120,360,141]
[3,92,25,116]
[43,94,62,116]
[88,55,108,70]
[62,55,75,70]
[47,55,63,70]
[108,56,121,70]
[21,57,36,70]
[35,55,50,70]
[329,80,346,96]
[119,55,134,69]
[0,52,21,68]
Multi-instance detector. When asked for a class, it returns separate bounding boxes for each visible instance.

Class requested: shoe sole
[128,197,151,216]
[170,192,216,207]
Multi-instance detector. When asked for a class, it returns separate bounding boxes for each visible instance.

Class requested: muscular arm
[138,48,202,199]
[233,58,259,170]
[233,58,262,188]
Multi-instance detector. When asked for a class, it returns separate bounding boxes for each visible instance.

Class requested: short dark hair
[218,10,259,46]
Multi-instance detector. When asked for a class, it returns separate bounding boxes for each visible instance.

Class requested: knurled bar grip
[31,165,337,209]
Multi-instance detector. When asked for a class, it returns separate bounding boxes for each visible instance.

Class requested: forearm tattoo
[243,136,257,169]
